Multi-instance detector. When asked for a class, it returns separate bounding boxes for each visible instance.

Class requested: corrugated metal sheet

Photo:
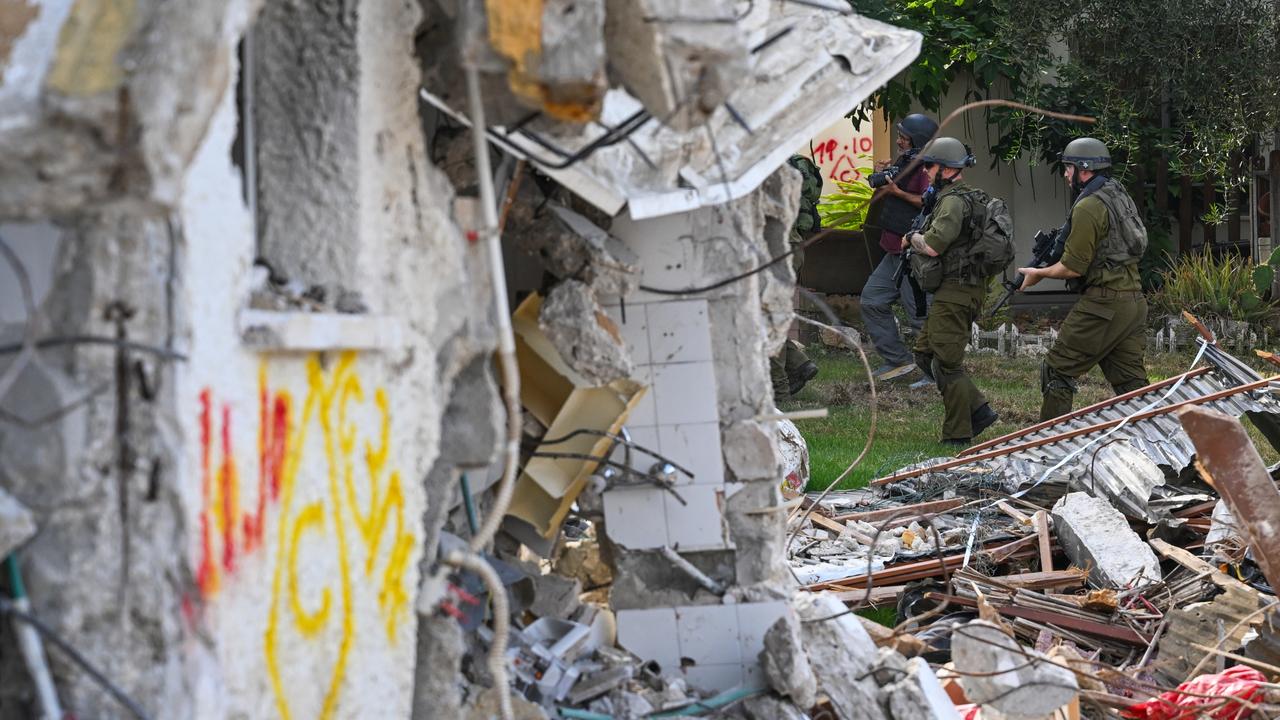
[888,342,1280,520]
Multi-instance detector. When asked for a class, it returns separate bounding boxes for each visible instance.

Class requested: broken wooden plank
[829,585,905,607]
[1148,537,1252,594]
[1034,510,1053,572]
[1179,406,1280,591]
[996,501,1031,525]
[927,593,1149,645]
[830,498,966,524]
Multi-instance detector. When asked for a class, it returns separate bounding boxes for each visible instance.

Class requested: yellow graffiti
[262,353,418,720]
[288,502,330,637]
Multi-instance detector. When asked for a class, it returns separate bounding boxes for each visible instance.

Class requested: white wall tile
[651,361,718,426]
[626,364,657,427]
[657,422,723,486]
[645,299,712,364]
[683,664,745,695]
[617,608,680,671]
[617,425,661,475]
[675,605,742,666]
[601,301,651,367]
[735,602,788,664]
[664,484,726,549]
[602,485,668,549]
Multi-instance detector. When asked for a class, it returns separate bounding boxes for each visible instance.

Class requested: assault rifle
[987,227,1064,317]
[891,186,937,318]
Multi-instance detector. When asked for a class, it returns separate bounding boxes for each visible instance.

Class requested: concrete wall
[0,0,490,716]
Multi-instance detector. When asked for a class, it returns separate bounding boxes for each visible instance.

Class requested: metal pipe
[462,59,521,555]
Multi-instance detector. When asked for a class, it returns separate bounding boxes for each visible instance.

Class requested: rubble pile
[780,338,1280,718]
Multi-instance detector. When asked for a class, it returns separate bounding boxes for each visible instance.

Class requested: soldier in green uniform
[1018,137,1149,421]
[904,138,999,446]
[771,155,822,399]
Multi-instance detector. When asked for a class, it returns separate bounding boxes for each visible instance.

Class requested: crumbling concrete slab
[880,657,963,720]
[759,611,817,709]
[742,693,809,720]
[1051,492,1161,588]
[0,487,36,558]
[539,279,634,384]
[602,0,748,131]
[529,573,583,620]
[952,620,1078,719]
[512,203,640,297]
[794,593,891,720]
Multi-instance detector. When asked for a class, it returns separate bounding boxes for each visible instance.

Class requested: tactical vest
[878,162,926,236]
[1072,180,1148,290]
[919,187,981,283]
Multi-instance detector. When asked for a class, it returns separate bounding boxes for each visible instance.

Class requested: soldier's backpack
[1091,180,1148,265]
[957,189,1016,281]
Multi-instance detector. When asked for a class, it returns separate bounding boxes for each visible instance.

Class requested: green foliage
[843,0,1028,125]
[1150,252,1277,325]
[847,0,1280,210]
[817,175,876,230]
[991,0,1280,194]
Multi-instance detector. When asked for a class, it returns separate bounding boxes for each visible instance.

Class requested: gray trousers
[860,252,925,366]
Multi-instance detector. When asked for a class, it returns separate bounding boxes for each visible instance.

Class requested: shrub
[1150,251,1277,326]
[817,174,875,230]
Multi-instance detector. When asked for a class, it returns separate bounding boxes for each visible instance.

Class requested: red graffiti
[220,405,237,573]
[196,389,218,596]
[196,381,292,599]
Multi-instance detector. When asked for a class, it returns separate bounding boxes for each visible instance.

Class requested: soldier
[862,114,937,382]
[770,155,821,399]
[904,137,999,446]
[1018,137,1149,421]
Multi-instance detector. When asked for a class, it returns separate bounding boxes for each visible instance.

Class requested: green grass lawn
[780,343,1277,492]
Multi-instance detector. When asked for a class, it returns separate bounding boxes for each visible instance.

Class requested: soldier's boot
[970,403,999,439]
[770,352,791,400]
[1111,378,1150,396]
[783,340,819,395]
[1039,362,1079,422]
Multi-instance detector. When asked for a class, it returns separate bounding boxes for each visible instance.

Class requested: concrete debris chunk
[515,204,640,297]
[539,279,634,384]
[951,620,1079,719]
[741,693,809,720]
[529,572,583,619]
[880,657,963,720]
[0,487,36,558]
[795,592,892,720]
[759,610,818,709]
[1051,492,1161,588]
[603,0,749,130]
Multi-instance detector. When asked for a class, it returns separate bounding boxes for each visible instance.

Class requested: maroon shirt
[878,167,931,255]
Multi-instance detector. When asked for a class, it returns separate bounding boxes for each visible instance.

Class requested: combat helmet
[896,114,938,150]
[1061,137,1111,170]
[919,137,975,168]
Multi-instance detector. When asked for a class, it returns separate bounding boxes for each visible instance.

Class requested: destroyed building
[6,1,1280,720]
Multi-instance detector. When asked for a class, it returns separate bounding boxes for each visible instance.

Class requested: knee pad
[1039,361,1077,395]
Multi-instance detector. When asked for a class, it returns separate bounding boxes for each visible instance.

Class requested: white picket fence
[969,317,1271,356]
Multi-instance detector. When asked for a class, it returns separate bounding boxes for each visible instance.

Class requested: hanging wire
[0,597,153,720]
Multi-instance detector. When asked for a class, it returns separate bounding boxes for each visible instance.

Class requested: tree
[848,0,1280,209]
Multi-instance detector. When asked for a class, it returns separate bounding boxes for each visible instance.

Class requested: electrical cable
[0,597,152,720]
[440,551,513,720]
